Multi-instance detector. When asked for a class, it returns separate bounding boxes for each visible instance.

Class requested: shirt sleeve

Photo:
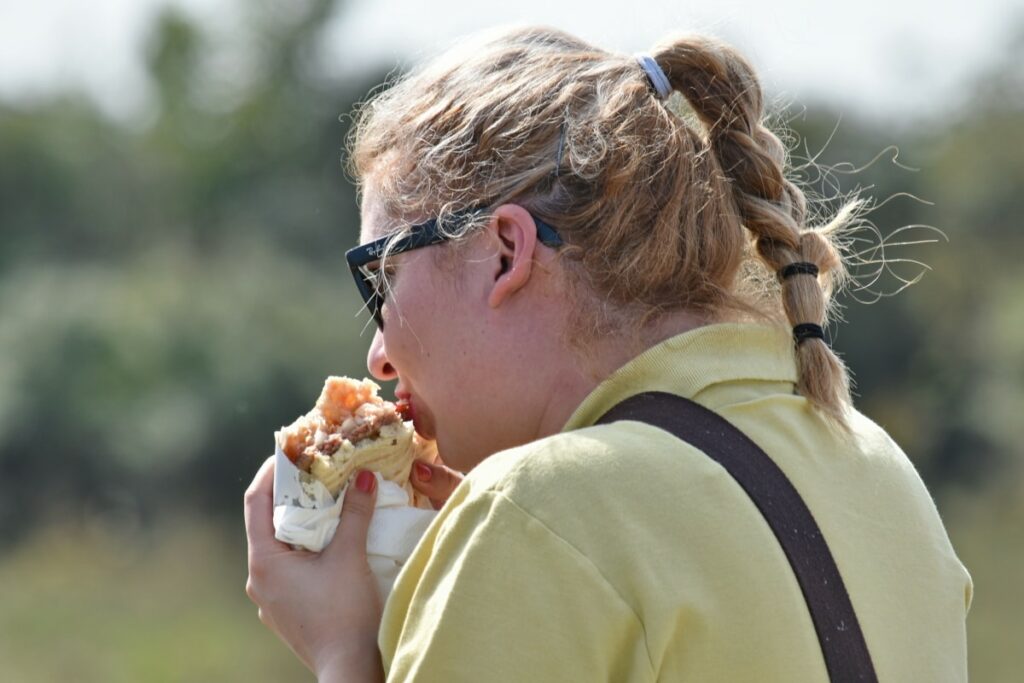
[383,490,655,683]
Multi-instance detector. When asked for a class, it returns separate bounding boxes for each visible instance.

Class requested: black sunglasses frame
[345,208,564,329]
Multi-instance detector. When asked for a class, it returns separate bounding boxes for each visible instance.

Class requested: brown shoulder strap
[596,391,878,682]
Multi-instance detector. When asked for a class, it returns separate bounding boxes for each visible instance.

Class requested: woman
[244,26,971,681]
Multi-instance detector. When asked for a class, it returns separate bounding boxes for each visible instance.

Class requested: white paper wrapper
[272,438,437,600]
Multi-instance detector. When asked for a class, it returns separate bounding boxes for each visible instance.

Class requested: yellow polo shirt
[379,323,972,681]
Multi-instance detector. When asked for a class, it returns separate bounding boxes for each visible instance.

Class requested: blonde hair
[345,26,856,426]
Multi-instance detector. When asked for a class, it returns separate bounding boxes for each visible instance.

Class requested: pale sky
[0,0,1020,123]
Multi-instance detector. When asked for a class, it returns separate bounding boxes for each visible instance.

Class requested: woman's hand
[244,457,385,683]
[410,458,465,509]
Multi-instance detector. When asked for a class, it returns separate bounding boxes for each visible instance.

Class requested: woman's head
[358,187,581,471]
[346,25,856,432]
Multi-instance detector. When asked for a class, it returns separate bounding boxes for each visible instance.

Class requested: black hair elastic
[779,262,820,280]
[793,323,826,344]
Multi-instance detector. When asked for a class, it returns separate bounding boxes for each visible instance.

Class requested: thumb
[329,469,378,556]
[411,459,464,510]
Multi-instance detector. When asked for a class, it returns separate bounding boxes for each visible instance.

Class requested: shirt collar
[562,323,798,431]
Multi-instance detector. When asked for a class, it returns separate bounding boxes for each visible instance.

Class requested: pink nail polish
[414,462,432,482]
[355,470,376,493]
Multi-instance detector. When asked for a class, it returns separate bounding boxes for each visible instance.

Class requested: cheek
[434,350,502,423]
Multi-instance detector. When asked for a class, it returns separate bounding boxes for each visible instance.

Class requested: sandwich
[278,376,419,496]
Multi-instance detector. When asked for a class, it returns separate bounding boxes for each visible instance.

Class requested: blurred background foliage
[0,0,1021,680]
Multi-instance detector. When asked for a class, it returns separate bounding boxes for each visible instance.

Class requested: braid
[651,34,853,425]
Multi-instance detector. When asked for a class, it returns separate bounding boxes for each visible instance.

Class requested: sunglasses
[345,207,564,329]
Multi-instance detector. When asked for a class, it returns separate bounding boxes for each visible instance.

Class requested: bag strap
[596,391,878,682]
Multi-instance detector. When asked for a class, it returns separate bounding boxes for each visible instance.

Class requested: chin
[433,435,460,472]
[440,435,499,474]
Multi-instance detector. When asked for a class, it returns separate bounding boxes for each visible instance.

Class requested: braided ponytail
[649,35,853,425]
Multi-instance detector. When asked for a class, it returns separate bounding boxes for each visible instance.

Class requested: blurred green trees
[0,4,1021,679]
[0,0,380,538]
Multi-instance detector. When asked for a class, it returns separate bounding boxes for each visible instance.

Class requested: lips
[394,385,428,437]
[395,385,412,412]
[397,398,416,424]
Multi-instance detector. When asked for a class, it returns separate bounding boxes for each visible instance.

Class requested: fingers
[410,459,464,510]
[324,470,378,560]
[244,455,289,560]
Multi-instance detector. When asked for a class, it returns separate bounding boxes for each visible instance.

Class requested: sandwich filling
[279,377,415,495]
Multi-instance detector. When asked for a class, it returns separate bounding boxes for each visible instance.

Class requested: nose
[367,328,397,381]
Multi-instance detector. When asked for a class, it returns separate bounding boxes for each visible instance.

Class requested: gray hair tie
[634,53,672,99]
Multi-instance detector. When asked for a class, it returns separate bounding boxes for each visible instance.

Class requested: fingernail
[414,462,432,482]
[355,470,376,493]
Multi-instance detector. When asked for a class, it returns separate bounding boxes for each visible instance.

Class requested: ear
[485,204,540,309]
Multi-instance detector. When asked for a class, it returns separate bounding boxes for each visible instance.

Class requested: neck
[535,309,706,437]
